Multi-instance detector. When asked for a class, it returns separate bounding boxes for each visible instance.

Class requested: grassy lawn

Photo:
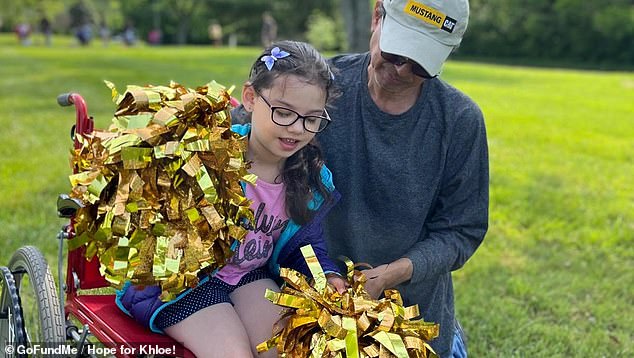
[1,33,632,356]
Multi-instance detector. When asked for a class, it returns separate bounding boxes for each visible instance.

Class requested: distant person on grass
[40,16,52,46]
[118,40,345,357]
[15,22,32,46]
[99,21,110,47]
[75,23,92,46]
[122,21,137,46]
[208,20,223,47]
[318,0,489,357]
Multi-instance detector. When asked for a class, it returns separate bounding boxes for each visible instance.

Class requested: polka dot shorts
[154,268,270,330]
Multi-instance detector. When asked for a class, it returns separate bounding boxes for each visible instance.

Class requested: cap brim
[379,15,452,77]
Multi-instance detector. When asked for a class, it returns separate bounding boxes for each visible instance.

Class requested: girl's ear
[242,84,256,112]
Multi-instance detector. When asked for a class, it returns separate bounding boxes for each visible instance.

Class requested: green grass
[1,34,633,356]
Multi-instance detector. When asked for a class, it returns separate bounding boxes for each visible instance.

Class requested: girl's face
[243,74,326,164]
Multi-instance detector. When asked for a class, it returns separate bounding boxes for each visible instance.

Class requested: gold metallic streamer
[258,244,439,358]
[68,80,254,300]
[301,244,327,294]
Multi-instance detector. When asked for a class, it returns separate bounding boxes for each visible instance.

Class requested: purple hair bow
[260,47,290,71]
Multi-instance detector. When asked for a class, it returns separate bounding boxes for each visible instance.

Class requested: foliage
[120,0,343,46]
[0,0,342,46]
[305,10,347,52]
[461,0,634,66]
[119,0,202,44]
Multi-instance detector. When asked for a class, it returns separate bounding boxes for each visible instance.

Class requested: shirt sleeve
[278,221,342,278]
[405,102,489,285]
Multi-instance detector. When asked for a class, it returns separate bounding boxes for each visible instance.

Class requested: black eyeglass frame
[254,89,332,133]
[380,51,437,79]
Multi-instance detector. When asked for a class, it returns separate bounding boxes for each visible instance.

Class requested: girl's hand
[326,273,348,294]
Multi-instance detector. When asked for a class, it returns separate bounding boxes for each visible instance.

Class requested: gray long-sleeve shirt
[319,53,489,357]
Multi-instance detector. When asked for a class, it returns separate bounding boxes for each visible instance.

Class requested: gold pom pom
[68,80,255,301]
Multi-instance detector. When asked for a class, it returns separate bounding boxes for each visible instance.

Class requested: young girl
[117,40,345,357]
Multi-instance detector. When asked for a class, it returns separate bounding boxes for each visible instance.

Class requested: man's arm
[364,104,489,297]
[362,258,413,298]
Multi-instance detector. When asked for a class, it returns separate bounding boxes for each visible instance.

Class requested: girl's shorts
[154,268,270,330]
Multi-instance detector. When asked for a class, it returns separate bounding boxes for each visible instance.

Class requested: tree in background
[461,0,634,67]
[0,0,65,32]
[306,10,347,52]
[118,0,198,45]
[340,0,371,52]
[1,0,630,68]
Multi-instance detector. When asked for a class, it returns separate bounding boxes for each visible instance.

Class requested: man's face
[368,4,426,93]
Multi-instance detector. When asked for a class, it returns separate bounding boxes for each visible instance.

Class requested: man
[319,0,488,357]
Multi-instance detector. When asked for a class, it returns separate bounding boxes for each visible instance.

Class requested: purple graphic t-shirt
[215,179,289,285]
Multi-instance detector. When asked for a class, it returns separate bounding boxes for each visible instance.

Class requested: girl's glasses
[255,90,331,133]
[380,51,436,79]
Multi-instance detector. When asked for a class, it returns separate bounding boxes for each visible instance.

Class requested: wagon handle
[56,93,74,107]
[57,93,93,148]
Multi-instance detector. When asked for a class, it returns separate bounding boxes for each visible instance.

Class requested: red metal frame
[65,93,107,293]
[62,93,193,357]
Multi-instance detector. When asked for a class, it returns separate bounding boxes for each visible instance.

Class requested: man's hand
[358,258,414,299]
[326,273,348,294]
[360,265,389,299]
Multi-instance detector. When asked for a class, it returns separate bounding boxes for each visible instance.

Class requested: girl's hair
[247,40,338,225]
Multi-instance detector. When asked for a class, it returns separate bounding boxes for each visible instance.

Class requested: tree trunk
[176,20,189,44]
[172,0,197,45]
[340,0,371,52]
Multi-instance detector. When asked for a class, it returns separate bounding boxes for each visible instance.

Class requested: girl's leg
[230,278,285,357]
[163,302,254,358]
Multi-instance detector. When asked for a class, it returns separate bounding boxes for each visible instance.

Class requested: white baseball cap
[379,0,469,76]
